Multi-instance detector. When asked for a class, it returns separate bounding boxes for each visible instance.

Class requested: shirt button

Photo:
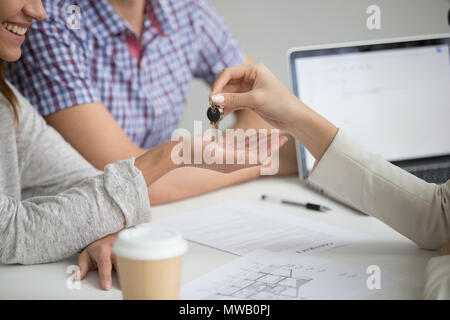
[140,60,147,67]
[155,108,162,116]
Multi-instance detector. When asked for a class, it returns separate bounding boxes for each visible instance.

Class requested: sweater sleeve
[14,87,102,199]
[0,158,151,265]
[309,129,450,250]
[0,90,151,265]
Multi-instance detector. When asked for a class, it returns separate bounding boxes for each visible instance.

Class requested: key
[207,102,224,130]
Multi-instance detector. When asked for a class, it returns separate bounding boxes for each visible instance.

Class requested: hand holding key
[209,63,301,132]
[209,63,338,161]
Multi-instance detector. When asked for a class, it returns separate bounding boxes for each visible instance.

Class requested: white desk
[0,176,439,299]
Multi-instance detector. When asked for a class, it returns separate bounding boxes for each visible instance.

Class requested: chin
[1,53,22,62]
[0,50,21,62]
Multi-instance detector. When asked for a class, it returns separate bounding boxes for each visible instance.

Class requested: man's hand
[181,131,288,174]
[233,110,298,176]
[77,233,119,291]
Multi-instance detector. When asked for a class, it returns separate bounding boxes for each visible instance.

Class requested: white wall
[179,0,450,132]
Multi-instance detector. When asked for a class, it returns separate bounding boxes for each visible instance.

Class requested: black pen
[261,194,331,212]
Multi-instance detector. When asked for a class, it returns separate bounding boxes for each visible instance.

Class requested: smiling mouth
[2,22,28,36]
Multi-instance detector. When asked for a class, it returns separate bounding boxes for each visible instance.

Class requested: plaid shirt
[7,0,244,149]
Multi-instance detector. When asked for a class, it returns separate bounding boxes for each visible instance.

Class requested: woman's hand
[77,233,119,291]
[210,63,338,161]
[210,63,301,131]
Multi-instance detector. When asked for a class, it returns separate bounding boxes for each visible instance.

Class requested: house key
[206,102,224,130]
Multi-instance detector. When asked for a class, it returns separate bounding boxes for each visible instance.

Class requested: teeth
[2,22,27,36]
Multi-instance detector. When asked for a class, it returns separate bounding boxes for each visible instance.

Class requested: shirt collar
[82,0,175,40]
[83,0,128,39]
[148,0,176,35]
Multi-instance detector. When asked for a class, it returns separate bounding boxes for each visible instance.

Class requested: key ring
[207,102,224,124]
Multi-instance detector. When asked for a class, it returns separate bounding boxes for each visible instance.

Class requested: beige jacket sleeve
[309,129,450,250]
[423,255,450,299]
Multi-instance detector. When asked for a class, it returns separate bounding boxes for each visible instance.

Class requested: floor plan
[214,264,313,300]
[181,250,405,300]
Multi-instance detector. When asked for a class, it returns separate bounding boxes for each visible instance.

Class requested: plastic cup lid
[113,223,188,261]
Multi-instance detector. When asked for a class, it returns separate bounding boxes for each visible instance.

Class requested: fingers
[198,130,289,174]
[211,65,251,95]
[279,135,289,147]
[112,254,120,282]
[236,133,288,165]
[210,65,262,115]
[221,81,244,94]
[211,92,258,115]
[77,233,119,291]
[97,249,113,291]
[256,134,288,162]
[77,250,93,281]
[267,135,289,157]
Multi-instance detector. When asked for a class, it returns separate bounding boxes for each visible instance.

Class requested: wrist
[287,101,338,161]
[135,141,179,186]
[283,97,309,135]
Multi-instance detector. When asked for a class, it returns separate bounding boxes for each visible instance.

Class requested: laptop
[288,34,450,207]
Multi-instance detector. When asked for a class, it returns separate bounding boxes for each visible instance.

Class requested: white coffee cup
[113,224,188,300]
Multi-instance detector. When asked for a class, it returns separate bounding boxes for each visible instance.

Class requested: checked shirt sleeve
[192,0,245,85]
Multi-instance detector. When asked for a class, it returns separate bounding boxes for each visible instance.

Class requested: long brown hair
[0,61,19,123]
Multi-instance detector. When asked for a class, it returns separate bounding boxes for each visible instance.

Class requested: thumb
[211,92,256,115]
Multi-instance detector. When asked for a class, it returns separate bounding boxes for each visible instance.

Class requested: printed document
[154,202,367,255]
[181,250,405,300]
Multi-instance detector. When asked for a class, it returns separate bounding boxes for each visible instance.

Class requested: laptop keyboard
[408,165,450,185]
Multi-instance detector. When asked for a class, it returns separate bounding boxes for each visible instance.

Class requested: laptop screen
[290,37,450,176]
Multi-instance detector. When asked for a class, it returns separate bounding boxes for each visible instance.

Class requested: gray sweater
[0,85,151,264]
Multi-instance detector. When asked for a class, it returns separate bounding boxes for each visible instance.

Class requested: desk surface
[0,176,438,300]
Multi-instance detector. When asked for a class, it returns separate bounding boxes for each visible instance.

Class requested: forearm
[0,159,150,264]
[424,255,450,299]
[309,130,450,250]
[134,141,179,186]
[283,94,450,249]
[148,166,260,205]
[288,99,338,161]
